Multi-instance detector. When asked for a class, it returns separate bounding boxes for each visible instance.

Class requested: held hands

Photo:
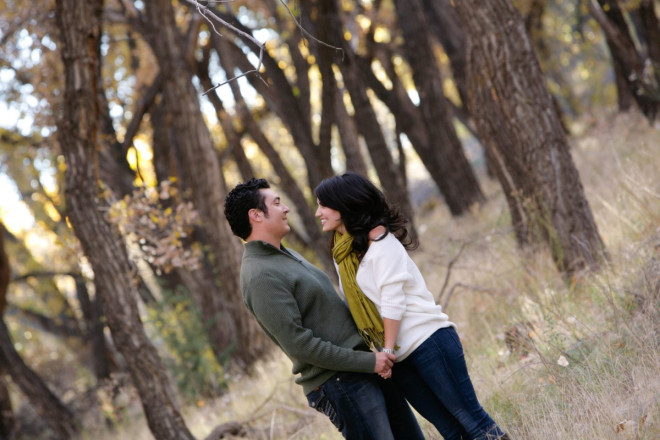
[374,351,396,379]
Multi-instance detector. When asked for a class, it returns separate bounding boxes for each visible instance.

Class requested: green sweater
[241,240,376,394]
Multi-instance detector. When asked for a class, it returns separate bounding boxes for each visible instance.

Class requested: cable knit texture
[352,233,455,360]
[241,240,375,394]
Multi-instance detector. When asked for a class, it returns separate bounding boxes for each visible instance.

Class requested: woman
[315,172,509,440]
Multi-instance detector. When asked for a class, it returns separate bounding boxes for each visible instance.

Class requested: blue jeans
[393,327,505,440]
[307,371,425,440]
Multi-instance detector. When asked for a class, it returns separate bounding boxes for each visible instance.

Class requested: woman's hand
[374,351,396,374]
[379,368,392,379]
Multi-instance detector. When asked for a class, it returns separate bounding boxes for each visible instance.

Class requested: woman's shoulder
[368,225,387,241]
[368,230,404,253]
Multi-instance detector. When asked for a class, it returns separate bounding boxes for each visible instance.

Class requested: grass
[82,111,659,440]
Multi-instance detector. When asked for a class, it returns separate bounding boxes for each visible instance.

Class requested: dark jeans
[307,371,425,440]
[393,327,505,440]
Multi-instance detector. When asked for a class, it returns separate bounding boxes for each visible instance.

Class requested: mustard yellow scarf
[333,231,385,349]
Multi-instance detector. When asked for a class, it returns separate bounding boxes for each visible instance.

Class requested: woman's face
[315,199,346,234]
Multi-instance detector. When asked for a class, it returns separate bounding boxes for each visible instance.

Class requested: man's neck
[246,233,281,249]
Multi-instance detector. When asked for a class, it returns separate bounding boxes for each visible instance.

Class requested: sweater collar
[245,240,297,259]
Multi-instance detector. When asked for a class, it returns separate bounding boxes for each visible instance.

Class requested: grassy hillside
[88,111,659,440]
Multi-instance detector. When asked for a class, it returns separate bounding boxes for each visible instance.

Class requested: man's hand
[374,351,396,374]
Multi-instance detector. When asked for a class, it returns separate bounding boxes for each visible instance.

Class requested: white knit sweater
[337,233,455,360]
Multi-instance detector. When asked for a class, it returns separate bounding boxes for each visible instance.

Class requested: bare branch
[121,74,162,154]
[277,0,344,56]
[442,283,498,310]
[11,271,81,283]
[436,240,470,303]
[182,0,268,93]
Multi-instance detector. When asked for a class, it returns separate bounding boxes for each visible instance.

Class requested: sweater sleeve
[369,236,412,320]
[244,271,375,373]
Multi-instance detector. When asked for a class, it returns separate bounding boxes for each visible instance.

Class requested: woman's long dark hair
[315,172,417,258]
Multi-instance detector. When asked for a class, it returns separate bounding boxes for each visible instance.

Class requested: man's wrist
[381,347,395,354]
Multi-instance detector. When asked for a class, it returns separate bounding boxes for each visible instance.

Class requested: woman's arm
[383,318,401,351]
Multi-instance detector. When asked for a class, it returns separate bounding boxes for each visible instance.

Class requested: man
[224,178,424,440]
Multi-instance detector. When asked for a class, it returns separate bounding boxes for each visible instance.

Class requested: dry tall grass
[86,111,659,440]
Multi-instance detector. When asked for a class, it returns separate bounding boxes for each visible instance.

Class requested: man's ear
[248,208,262,223]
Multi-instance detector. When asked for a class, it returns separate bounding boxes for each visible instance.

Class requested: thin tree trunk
[394,0,484,215]
[210,34,336,276]
[197,45,254,181]
[454,0,607,275]
[205,7,327,190]
[591,0,660,121]
[422,0,469,109]
[55,0,195,438]
[524,0,573,130]
[320,0,416,230]
[0,224,15,439]
[638,0,660,66]
[334,86,369,176]
[0,223,76,439]
[0,319,78,439]
[74,275,114,380]
[144,0,269,367]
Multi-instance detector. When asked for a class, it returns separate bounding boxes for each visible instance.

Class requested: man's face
[258,188,291,239]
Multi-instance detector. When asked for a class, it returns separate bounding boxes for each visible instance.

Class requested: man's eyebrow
[273,196,281,203]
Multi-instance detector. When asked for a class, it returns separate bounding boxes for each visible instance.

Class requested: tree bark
[0,223,76,438]
[143,0,269,367]
[334,86,369,176]
[0,224,15,440]
[197,44,254,181]
[394,0,484,215]
[319,0,416,230]
[591,0,660,121]
[638,0,660,66]
[204,7,329,191]
[523,0,572,131]
[453,0,607,275]
[210,34,336,276]
[55,0,195,438]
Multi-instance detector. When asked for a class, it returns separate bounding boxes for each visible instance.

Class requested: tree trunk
[591,0,660,121]
[150,92,249,365]
[453,0,607,275]
[638,0,660,66]
[394,0,484,215]
[197,45,254,181]
[422,0,470,109]
[55,0,195,438]
[320,0,416,230]
[0,372,13,439]
[0,224,15,439]
[205,7,328,191]
[143,0,270,367]
[210,34,336,276]
[334,86,369,176]
[523,0,573,130]
[0,319,78,439]
[0,223,76,439]
[74,275,115,380]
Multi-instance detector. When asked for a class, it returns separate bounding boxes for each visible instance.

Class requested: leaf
[557,355,569,367]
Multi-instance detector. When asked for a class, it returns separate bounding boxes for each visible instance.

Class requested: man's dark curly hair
[224,178,270,240]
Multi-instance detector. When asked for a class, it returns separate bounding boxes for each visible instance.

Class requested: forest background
[0,0,658,439]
